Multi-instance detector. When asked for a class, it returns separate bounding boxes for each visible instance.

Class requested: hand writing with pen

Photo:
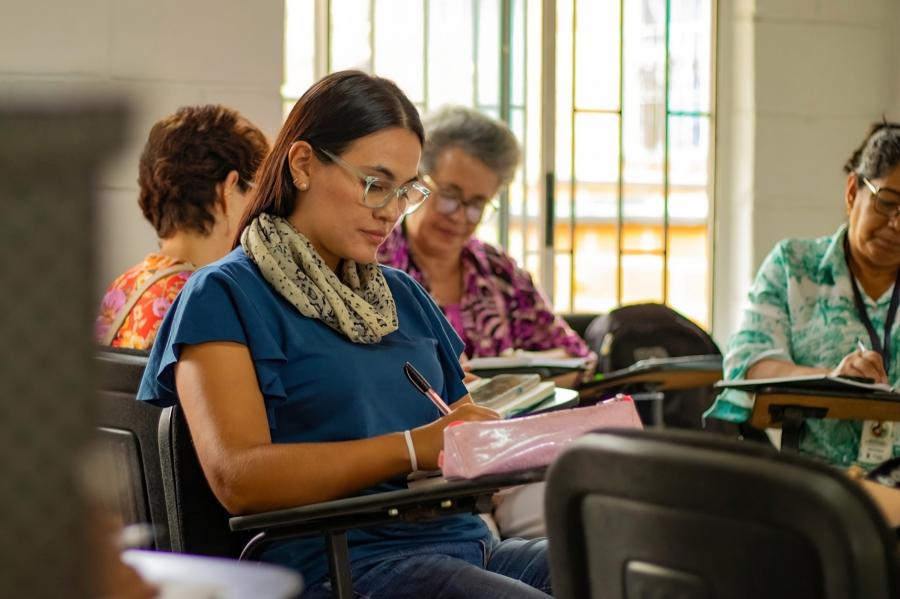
[830,339,889,385]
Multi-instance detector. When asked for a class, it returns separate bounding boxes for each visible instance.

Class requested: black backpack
[584,303,736,434]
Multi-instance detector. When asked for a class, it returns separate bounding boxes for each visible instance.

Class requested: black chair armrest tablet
[229,468,545,598]
[230,467,545,551]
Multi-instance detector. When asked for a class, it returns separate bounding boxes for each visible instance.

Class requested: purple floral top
[377,226,591,358]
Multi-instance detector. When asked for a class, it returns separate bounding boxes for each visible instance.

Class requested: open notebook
[466,374,557,418]
[716,374,898,395]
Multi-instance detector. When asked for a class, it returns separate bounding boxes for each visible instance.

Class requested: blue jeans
[301,536,552,598]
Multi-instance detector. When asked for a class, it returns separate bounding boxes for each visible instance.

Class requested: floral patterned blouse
[377,225,590,359]
[95,253,193,350]
[707,225,900,467]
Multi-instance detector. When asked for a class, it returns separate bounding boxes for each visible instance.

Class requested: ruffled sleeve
[136,266,288,423]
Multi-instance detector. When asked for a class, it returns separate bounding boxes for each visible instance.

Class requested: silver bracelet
[403,429,418,472]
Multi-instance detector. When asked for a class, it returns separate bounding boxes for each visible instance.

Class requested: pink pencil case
[441,396,642,480]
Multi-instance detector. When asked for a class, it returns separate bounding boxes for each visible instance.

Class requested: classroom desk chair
[748,385,900,452]
[545,428,900,599]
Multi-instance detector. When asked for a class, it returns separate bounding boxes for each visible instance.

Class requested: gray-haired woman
[378,106,591,364]
[708,121,900,468]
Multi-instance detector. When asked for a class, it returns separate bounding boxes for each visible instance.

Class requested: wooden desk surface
[582,367,722,395]
[750,387,900,429]
[592,368,722,391]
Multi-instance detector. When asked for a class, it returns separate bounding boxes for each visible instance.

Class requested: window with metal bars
[283,0,715,327]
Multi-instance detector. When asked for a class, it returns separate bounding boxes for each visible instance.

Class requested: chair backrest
[584,303,727,431]
[94,347,249,557]
[585,303,720,370]
[545,428,900,599]
[159,403,252,558]
[561,312,602,341]
[94,347,172,550]
[0,103,125,598]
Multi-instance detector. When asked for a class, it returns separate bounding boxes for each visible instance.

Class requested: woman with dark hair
[95,104,269,349]
[137,71,553,598]
[708,122,900,467]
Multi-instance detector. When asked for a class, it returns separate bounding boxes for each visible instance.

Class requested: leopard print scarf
[241,213,398,344]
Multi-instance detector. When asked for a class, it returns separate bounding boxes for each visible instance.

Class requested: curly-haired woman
[95,104,269,349]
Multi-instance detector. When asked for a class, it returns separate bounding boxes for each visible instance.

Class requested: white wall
[3,0,897,340]
[712,0,900,344]
[0,0,284,293]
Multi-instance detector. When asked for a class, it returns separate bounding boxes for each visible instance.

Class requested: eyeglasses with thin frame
[422,174,499,225]
[861,175,900,220]
[318,148,430,215]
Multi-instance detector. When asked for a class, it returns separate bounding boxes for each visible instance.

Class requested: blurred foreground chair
[545,428,900,599]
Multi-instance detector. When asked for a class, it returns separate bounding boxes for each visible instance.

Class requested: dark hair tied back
[235,70,423,245]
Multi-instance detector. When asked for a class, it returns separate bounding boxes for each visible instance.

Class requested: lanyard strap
[844,237,900,376]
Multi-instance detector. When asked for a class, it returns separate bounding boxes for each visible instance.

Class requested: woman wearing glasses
[708,122,900,467]
[138,71,553,598]
[378,106,591,363]
[95,104,269,349]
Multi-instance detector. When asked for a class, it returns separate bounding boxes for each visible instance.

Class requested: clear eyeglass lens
[465,206,485,224]
[404,186,428,208]
[363,180,428,213]
[876,201,900,218]
[875,192,900,218]
[432,193,487,223]
[435,195,461,215]
[362,179,388,207]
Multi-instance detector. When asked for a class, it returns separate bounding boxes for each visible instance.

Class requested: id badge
[858,420,895,465]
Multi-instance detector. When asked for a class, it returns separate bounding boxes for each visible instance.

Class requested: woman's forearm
[745,358,829,380]
[211,433,411,515]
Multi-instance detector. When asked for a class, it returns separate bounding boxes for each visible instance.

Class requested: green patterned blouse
[706,225,900,467]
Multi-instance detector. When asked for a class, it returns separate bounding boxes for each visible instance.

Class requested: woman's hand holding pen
[830,345,888,384]
[409,400,499,471]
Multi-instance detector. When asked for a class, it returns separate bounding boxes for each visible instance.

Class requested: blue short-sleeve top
[137,248,486,585]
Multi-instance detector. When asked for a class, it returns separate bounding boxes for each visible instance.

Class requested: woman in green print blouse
[708,122,900,467]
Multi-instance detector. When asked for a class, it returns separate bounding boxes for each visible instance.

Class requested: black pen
[403,362,451,415]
